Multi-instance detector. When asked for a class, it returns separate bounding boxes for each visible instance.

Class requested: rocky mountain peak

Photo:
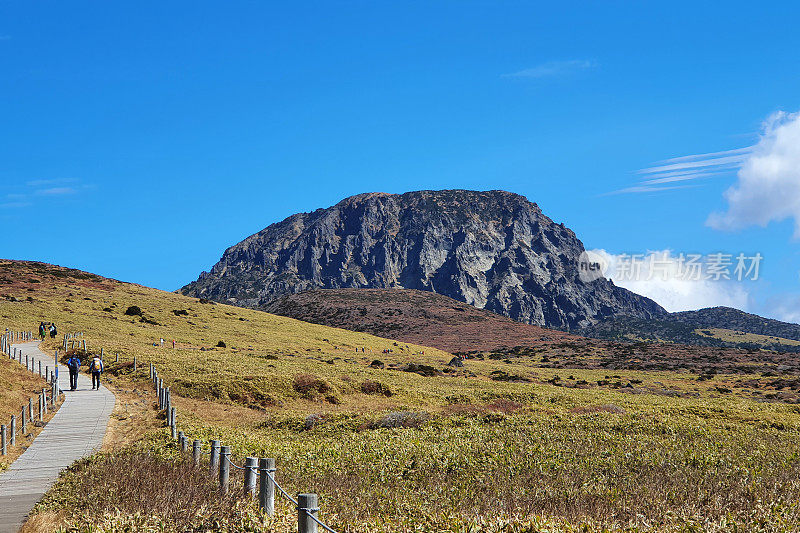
[182,189,665,328]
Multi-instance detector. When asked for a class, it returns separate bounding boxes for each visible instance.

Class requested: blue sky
[2,2,800,320]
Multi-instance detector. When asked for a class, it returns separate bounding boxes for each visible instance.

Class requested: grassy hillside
[696,327,800,347]
[0,350,63,471]
[264,288,577,353]
[3,259,800,531]
[0,259,455,412]
[582,308,800,353]
[674,306,800,340]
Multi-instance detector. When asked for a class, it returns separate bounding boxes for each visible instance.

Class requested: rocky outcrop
[182,190,666,329]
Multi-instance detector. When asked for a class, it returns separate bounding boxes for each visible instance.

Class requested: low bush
[361,380,392,396]
[123,305,142,316]
[293,373,330,396]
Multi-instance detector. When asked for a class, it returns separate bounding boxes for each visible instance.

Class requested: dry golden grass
[695,326,800,346]
[99,382,162,452]
[18,510,69,533]
[7,259,800,531]
[0,260,458,412]
[0,352,64,471]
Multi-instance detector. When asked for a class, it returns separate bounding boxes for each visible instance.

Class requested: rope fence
[1,329,65,457]
[3,330,341,532]
[148,361,341,533]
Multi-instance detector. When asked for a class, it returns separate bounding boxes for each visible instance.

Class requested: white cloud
[707,111,800,237]
[605,184,697,195]
[0,178,85,212]
[26,178,77,187]
[639,151,749,175]
[502,60,596,79]
[36,187,76,196]
[766,300,800,324]
[610,146,752,194]
[591,249,751,312]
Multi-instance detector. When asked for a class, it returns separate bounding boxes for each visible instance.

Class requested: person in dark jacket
[67,354,81,391]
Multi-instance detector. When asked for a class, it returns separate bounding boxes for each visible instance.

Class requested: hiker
[39,322,46,341]
[89,354,104,390]
[49,323,57,338]
[67,353,81,391]
[160,338,164,347]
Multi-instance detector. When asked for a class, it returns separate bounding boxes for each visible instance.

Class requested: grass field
[3,260,800,531]
[0,348,62,472]
[695,327,800,347]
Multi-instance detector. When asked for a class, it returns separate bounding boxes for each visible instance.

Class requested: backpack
[91,358,102,372]
[68,358,79,371]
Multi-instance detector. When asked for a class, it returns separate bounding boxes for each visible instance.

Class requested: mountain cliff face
[182,190,666,329]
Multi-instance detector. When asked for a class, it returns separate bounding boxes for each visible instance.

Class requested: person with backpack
[39,322,46,341]
[49,323,57,338]
[89,354,104,390]
[67,354,81,391]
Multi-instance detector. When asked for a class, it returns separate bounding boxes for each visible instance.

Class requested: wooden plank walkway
[0,342,115,533]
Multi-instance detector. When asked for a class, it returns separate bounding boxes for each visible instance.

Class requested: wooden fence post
[297,493,319,533]
[28,398,33,422]
[244,457,258,496]
[10,415,15,446]
[42,389,47,414]
[1,424,6,455]
[21,407,26,435]
[193,440,201,466]
[209,440,221,475]
[133,356,137,371]
[178,431,186,451]
[259,458,276,514]
[115,354,119,363]
[219,445,231,494]
[38,360,41,376]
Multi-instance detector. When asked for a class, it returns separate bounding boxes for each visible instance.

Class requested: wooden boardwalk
[0,342,115,533]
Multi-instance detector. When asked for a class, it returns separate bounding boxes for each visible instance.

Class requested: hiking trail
[0,341,114,533]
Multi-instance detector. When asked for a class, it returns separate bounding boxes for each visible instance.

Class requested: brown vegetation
[0,354,64,470]
[33,452,265,531]
[264,287,575,352]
